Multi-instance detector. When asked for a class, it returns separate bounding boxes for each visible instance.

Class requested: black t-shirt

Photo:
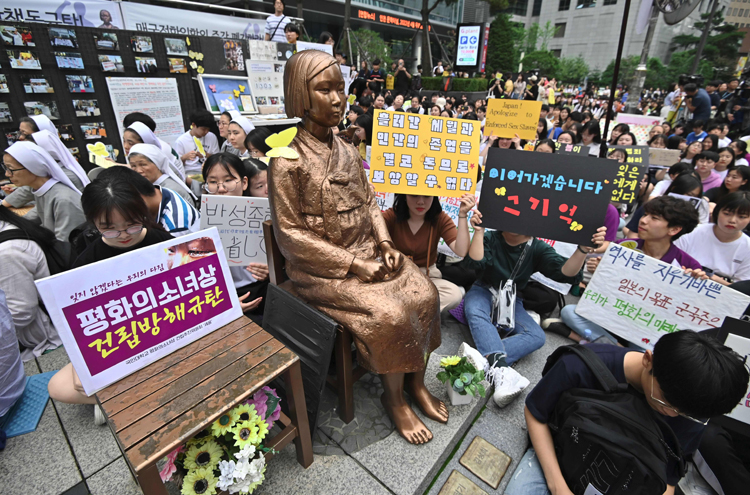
[367,69,385,94]
[525,84,539,101]
[394,69,410,94]
[73,227,174,268]
[525,344,705,485]
[704,187,723,203]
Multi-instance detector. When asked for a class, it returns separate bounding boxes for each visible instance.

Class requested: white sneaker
[678,463,717,495]
[94,404,107,426]
[527,311,541,325]
[458,342,488,373]
[489,366,530,408]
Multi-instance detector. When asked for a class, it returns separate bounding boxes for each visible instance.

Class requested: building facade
[507,0,729,71]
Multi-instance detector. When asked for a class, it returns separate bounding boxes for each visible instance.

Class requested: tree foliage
[485,14,522,73]
[522,50,560,75]
[557,57,589,84]
[671,11,742,79]
[341,29,393,68]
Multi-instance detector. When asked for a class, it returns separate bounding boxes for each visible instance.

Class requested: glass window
[559,0,571,11]
[552,49,562,58]
[734,8,739,15]
[554,22,567,37]
[603,0,617,5]
[577,0,596,8]
[745,9,749,16]
[740,9,745,16]
[506,0,529,15]
[532,0,543,16]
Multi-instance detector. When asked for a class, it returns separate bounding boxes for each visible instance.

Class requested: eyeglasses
[203,178,240,193]
[217,121,229,127]
[99,225,144,239]
[650,375,710,425]
[1,163,25,176]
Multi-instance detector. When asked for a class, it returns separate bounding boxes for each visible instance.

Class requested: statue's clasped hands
[351,242,405,282]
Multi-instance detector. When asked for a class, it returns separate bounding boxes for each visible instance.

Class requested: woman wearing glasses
[128,143,197,208]
[3,141,85,242]
[202,153,269,320]
[48,176,173,421]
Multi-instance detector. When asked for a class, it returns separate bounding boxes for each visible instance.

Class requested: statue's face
[306,65,346,128]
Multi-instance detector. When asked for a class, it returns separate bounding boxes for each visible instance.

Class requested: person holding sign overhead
[382,194,475,312]
[202,153,269,320]
[457,210,607,408]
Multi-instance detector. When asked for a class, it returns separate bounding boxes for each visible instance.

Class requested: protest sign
[35,229,242,395]
[485,99,542,140]
[479,148,618,244]
[296,41,334,56]
[649,148,681,169]
[555,142,589,155]
[720,318,750,428]
[437,191,481,257]
[1,1,124,28]
[200,195,271,266]
[606,145,648,204]
[369,110,480,198]
[530,238,578,294]
[669,192,710,223]
[576,243,750,350]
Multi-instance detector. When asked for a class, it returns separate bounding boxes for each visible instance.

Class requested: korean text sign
[576,243,750,350]
[35,229,243,395]
[485,99,542,140]
[200,195,270,266]
[370,110,480,198]
[479,148,619,245]
[722,319,750,427]
[606,145,648,203]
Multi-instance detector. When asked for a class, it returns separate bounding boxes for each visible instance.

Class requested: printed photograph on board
[22,76,54,93]
[165,38,188,56]
[94,32,119,51]
[0,25,34,46]
[80,122,107,139]
[168,58,188,73]
[131,36,153,53]
[24,101,61,120]
[0,74,8,93]
[59,124,74,142]
[223,40,244,71]
[0,102,11,123]
[7,50,41,69]
[135,57,157,74]
[54,52,84,70]
[49,27,78,49]
[98,54,124,72]
[66,75,94,93]
[73,99,101,117]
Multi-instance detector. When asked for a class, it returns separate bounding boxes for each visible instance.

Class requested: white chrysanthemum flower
[247,457,265,482]
[228,476,252,494]
[217,460,236,491]
[234,445,256,462]
[233,457,251,480]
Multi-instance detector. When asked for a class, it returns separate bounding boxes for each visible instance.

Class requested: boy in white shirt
[173,110,219,176]
[264,0,290,43]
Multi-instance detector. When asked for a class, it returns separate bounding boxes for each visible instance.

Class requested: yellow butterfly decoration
[189,60,198,69]
[186,37,191,46]
[87,142,109,157]
[238,85,246,92]
[197,66,205,74]
[195,52,204,61]
[265,127,299,160]
[233,89,240,97]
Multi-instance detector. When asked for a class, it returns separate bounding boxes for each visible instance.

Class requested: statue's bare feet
[380,394,433,444]
[406,377,449,424]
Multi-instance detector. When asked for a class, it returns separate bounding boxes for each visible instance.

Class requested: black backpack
[543,345,685,495]
[0,230,75,275]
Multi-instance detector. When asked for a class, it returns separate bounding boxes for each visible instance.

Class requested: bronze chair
[263,220,366,423]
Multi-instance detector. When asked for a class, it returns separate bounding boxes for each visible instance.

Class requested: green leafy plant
[437,356,486,397]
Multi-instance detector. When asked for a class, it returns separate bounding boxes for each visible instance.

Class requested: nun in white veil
[128,143,198,206]
[4,141,85,241]
[227,111,255,158]
[125,122,186,180]
[32,129,90,192]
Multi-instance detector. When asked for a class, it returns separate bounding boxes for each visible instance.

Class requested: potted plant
[159,386,282,495]
[437,356,486,406]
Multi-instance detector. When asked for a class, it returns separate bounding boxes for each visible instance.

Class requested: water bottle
[580,329,592,345]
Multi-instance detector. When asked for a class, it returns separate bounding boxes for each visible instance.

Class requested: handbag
[490,239,533,330]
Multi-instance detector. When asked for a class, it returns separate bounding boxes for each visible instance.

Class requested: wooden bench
[263,220,367,424]
[96,316,313,495]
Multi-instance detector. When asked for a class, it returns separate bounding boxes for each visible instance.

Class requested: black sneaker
[541,318,572,338]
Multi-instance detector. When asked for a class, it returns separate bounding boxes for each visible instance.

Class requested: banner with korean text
[370,109,480,198]
[35,229,243,395]
[200,195,271,266]
[576,243,750,350]
[0,1,124,28]
[606,145,648,204]
[480,148,619,245]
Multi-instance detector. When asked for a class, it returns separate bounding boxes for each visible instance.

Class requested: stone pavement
[1,298,577,495]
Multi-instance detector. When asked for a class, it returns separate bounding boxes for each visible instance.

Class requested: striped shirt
[265,14,290,43]
[158,186,200,237]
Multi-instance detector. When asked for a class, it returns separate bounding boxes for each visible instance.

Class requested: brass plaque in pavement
[459,436,512,489]
[438,470,488,495]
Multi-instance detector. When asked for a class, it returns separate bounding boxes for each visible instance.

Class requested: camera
[678,73,704,88]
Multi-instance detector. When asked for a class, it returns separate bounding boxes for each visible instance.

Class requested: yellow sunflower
[184,440,223,471]
[232,403,257,423]
[181,467,217,495]
[232,420,260,449]
[440,356,461,368]
[186,429,212,447]
[210,409,239,437]
[253,417,269,443]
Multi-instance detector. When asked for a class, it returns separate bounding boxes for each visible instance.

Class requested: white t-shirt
[649,178,672,199]
[675,223,750,281]
[265,14,290,43]
[719,136,732,148]
[173,130,219,175]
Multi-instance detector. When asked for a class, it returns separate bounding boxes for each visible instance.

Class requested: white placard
[246,60,285,114]
[576,243,750,350]
[121,2,266,39]
[35,229,242,395]
[296,41,334,56]
[106,77,184,146]
[248,40,278,60]
[437,193,481,258]
[530,238,578,295]
[200,195,271,266]
[725,332,750,425]
[2,1,124,28]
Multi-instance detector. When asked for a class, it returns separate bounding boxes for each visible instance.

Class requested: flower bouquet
[160,386,282,495]
[437,356,486,405]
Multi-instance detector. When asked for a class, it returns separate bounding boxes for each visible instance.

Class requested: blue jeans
[464,283,545,365]
[505,448,551,495]
[560,305,617,343]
